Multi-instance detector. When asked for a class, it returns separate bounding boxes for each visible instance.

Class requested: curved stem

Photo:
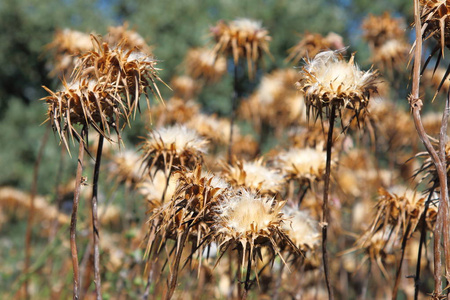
[91,133,104,300]
[70,126,87,300]
[322,105,336,300]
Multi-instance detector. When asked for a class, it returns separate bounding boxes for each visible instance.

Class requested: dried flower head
[138,169,180,208]
[187,113,237,146]
[241,69,307,132]
[104,23,152,54]
[145,165,229,260]
[275,147,329,182]
[296,50,379,122]
[362,12,406,47]
[210,18,272,78]
[282,206,320,251]
[222,158,285,195]
[213,189,295,270]
[43,35,166,148]
[108,149,143,187]
[170,75,202,100]
[372,39,409,71]
[141,124,208,172]
[286,32,344,65]
[420,0,450,51]
[46,29,94,77]
[185,47,226,83]
[151,97,200,126]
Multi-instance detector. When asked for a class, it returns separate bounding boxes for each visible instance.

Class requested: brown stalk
[392,223,412,299]
[411,0,450,296]
[23,125,50,298]
[322,105,336,300]
[242,251,253,300]
[165,227,190,300]
[70,126,87,300]
[91,132,104,300]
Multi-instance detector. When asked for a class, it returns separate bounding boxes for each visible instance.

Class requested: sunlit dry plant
[185,47,227,83]
[104,23,153,54]
[186,113,237,146]
[275,146,329,183]
[212,189,297,296]
[222,157,285,195]
[145,165,229,298]
[138,169,180,209]
[141,124,208,174]
[296,50,379,123]
[170,75,202,100]
[366,187,436,249]
[46,28,94,77]
[43,35,165,148]
[423,67,450,94]
[282,206,321,252]
[286,32,344,65]
[151,96,200,126]
[240,69,307,134]
[362,12,406,48]
[210,18,272,78]
[107,149,143,188]
[372,39,409,72]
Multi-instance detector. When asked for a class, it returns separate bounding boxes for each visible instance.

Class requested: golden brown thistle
[212,189,296,272]
[296,50,379,122]
[372,39,409,72]
[151,96,200,126]
[46,28,94,77]
[107,149,143,188]
[42,35,166,149]
[222,157,285,195]
[362,12,406,48]
[185,47,226,83]
[282,206,321,251]
[210,18,272,78]
[286,32,344,65]
[145,165,229,259]
[104,23,153,54]
[275,146,329,183]
[170,75,202,100]
[141,124,208,173]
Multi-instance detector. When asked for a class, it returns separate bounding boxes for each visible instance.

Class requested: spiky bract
[210,18,271,78]
[296,50,378,122]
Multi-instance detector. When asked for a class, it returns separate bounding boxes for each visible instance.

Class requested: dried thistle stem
[411,0,450,295]
[91,133,104,300]
[165,228,190,300]
[322,105,336,300]
[392,223,411,299]
[70,126,87,300]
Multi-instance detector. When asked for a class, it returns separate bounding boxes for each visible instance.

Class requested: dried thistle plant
[141,124,208,174]
[185,47,226,83]
[104,23,153,54]
[362,12,406,48]
[275,146,329,184]
[43,35,165,148]
[286,32,344,65]
[296,50,379,123]
[151,96,200,126]
[212,189,297,297]
[107,149,143,188]
[281,206,321,252]
[240,69,307,134]
[46,28,94,78]
[210,18,271,79]
[145,165,229,299]
[222,157,285,196]
[170,75,202,100]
